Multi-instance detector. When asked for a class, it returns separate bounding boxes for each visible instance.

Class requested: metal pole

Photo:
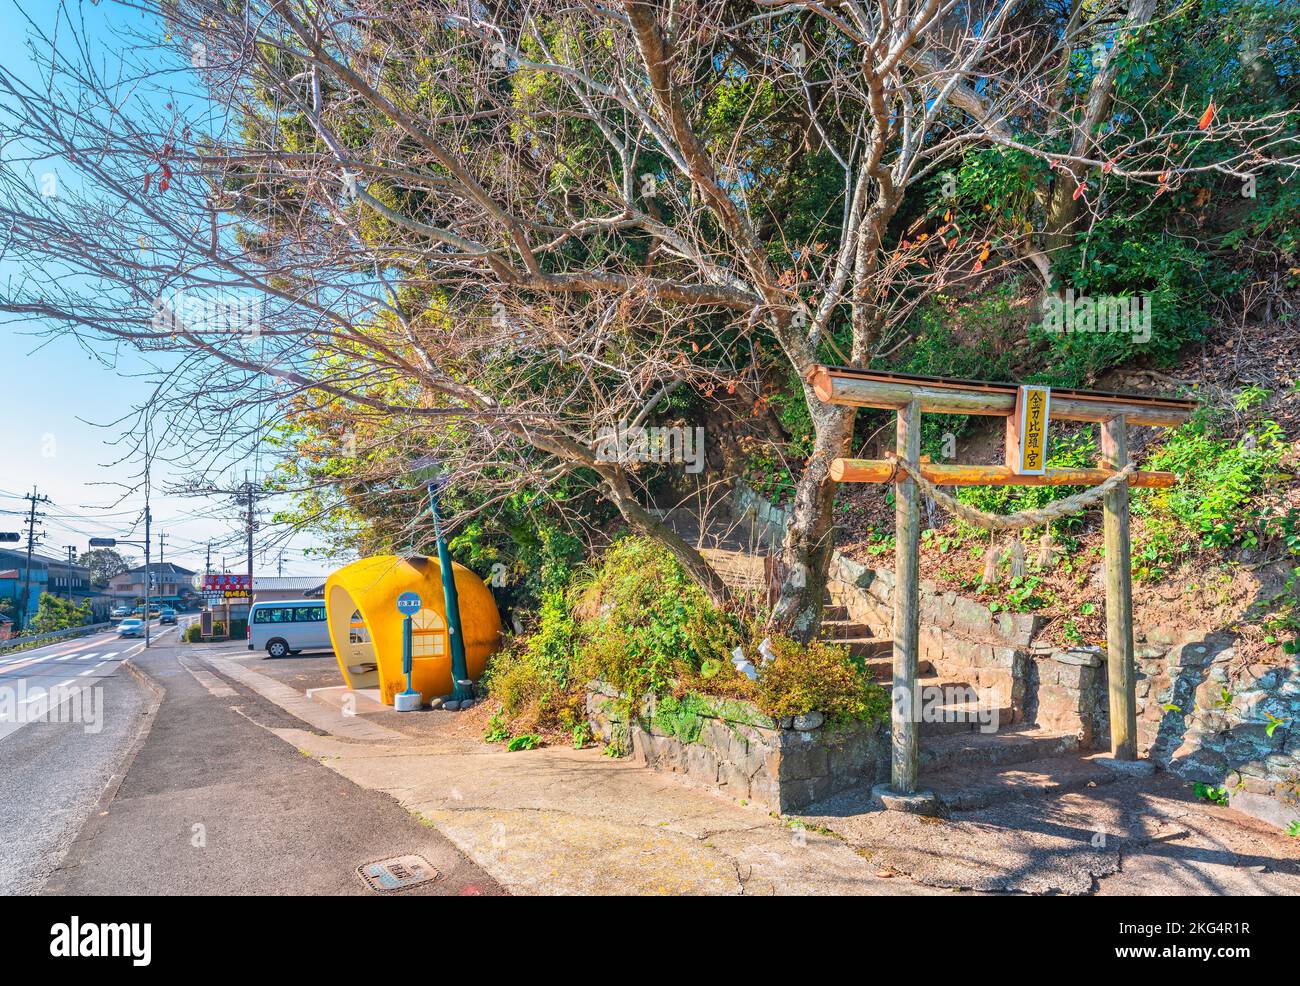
[428,486,471,702]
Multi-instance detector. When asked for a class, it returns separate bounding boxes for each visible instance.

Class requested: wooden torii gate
[809,366,1196,808]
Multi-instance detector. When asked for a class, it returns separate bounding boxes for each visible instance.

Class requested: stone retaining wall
[1039,633,1300,829]
[728,479,1300,830]
[585,681,888,813]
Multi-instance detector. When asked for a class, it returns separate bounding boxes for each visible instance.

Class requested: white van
[248,599,332,658]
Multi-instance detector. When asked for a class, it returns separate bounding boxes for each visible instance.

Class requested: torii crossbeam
[810,366,1196,808]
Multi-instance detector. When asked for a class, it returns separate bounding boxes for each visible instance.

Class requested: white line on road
[78,662,108,677]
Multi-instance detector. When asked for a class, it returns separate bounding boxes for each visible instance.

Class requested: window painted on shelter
[349,609,370,644]
[411,607,446,658]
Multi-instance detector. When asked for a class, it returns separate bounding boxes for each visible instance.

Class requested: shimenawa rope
[885,452,1139,531]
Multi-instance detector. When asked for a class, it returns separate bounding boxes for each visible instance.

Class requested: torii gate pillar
[1101,416,1138,760]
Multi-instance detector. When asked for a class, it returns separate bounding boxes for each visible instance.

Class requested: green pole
[402,614,413,689]
[429,485,472,702]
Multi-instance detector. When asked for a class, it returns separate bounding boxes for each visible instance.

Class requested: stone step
[819,619,873,640]
[921,753,1118,812]
[918,727,1079,774]
[822,604,850,621]
[839,637,895,660]
[859,658,936,681]
[917,695,1016,736]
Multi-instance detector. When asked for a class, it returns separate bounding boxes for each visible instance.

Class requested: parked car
[110,606,132,622]
[248,599,332,659]
[116,617,145,638]
[159,607,177,625]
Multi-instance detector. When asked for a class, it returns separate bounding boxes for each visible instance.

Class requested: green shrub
[572,537,742,700]
[485,539,892,739]
[184,622,202,643]
[753,636,889,725]
[1138,408,1287,548]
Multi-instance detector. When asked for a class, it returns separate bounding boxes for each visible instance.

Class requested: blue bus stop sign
[397,592,422,616]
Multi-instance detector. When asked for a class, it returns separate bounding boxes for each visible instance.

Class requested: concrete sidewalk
[194,645,1300,896]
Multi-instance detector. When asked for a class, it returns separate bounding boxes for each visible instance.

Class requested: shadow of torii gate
[810,366,1196,808]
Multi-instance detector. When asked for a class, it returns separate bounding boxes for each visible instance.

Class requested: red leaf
[1197,102,1215,130]
[143,172,152,194]
[159,175,170,193]
[1103,159,1114,174]
[1072,182,1086,201]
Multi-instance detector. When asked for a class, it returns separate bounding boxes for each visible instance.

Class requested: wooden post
[1100,415,1138,760]
[892,400,922,793]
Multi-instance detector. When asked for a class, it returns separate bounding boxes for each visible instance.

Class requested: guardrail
[0,621,112,654]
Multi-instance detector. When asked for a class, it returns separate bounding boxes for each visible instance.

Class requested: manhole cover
[357,854,440,893]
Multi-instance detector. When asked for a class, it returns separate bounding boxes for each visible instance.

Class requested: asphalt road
[37,635,501,895]
[0,625,163,894]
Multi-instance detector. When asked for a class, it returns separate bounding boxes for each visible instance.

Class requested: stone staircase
[670,501,1119,815]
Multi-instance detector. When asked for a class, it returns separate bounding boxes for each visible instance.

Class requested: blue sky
[0,2,332,577]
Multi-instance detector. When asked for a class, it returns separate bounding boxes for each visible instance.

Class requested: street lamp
[89,525,158,647]
[409,458,473,705]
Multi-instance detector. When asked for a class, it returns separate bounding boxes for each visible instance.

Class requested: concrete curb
[196,653,405,742]
[42,655,165,893]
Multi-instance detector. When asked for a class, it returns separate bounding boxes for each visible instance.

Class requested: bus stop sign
[396,592,422,616]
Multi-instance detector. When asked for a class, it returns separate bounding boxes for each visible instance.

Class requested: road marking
[78,662,108,677]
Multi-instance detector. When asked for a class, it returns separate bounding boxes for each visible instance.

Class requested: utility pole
[184,477,262,626]
[18,486,50,631]
[205,542,212,576]
[277,550,284,577]
[144,505,152,648]
[158,532,168,606]
[65,546,77,602]
[246,478,255,612]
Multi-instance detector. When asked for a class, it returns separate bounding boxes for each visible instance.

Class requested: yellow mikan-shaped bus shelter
[324,555,502,705]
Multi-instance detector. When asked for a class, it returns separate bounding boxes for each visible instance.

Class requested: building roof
[0,547,46,569]
[253,576,328,592]
[119,562,197,577]
[34,552,89,573]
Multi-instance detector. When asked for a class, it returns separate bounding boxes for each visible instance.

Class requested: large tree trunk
[769,393,857,642]
[1043,0,1157,255]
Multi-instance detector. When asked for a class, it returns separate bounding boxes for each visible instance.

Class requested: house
[108,562,198,607]
[0,546,49,629]
[38,552,112,619]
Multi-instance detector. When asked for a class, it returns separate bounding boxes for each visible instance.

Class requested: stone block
[1171,641,1218,667]
[716,760,753,800]
[777,738,829,781]
[1056,647,1103,667]
[1172,747,1229,784]
[681,742,719,783]
[1228,790,1300,832]
[953,596,993,634]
